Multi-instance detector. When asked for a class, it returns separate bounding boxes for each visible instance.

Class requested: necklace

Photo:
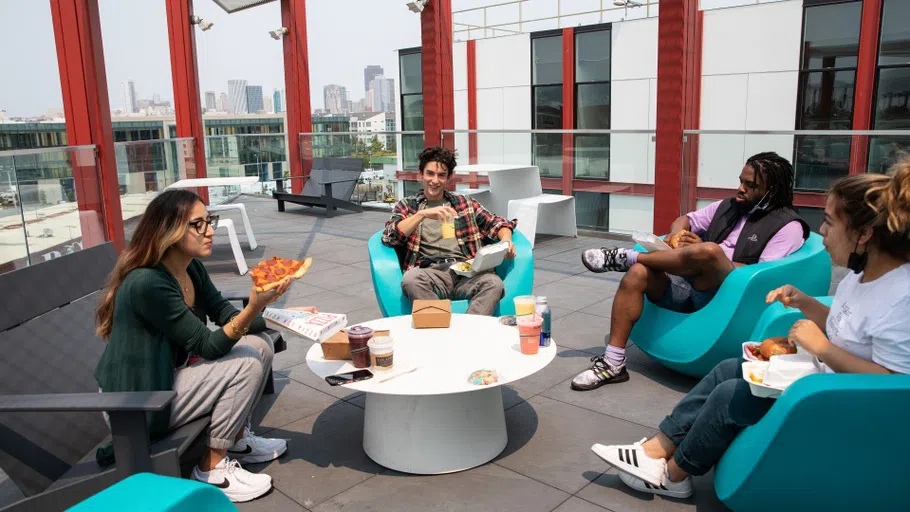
[178,273,190,294]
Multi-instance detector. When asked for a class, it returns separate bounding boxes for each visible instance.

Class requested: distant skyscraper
[204,91,217,112]
[364,65,383,95]
[263,96,273,114]
[228,79,248,114]
[272,89,283,113]
[122,80,137,113]
[246,85,265,114]
[369,77,395,113]
[219,92,229,112]
[323,84,349,114]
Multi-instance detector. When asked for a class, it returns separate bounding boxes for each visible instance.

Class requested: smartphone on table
[325,369,373,386]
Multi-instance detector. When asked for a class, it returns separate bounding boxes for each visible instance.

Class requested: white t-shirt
[824,263,910,374]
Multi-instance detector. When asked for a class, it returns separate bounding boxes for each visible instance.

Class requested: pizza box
[452,241,510,277]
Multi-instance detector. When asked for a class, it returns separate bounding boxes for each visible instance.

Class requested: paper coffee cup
[368,336,394,371]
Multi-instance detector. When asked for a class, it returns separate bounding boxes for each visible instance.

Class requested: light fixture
[613,0,643,6]
[190,15,214,31]
[407,0,429,14]
[269,27,288,40]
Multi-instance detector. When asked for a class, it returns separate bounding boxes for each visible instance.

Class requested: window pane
[879,0,910,66]
[873,67,910,129]
[402,95,424,131]
[403,179,422,197]
[576,30,611,83]
[533,36,562,85]
[793,135,851,191]
[533,133,562,177]
[399,52,423,94]
[534,85,562,129]
[573,191,609,231]
[868,136,910,174]
[576,83,610,129]
[402,133,424,170]
[797,70,855,129]
[802,2,862,69]
[574,135,610,179]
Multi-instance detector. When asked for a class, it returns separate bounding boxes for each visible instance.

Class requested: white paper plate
[742,361,782,399]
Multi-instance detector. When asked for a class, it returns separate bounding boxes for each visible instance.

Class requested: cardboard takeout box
[412,299,452,329]
[320,329,390,360]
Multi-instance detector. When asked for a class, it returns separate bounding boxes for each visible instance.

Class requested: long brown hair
[829,154,910,260]
[96,190,203,339]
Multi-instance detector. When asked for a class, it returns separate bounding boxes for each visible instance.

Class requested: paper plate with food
[742,336,797,362]
[451,242,510,277]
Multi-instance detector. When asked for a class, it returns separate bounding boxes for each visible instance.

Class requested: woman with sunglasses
[95,190,301,502]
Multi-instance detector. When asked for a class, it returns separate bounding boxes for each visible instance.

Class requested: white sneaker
[192,457,272,503]
[591,438,666,487]
[619,470,693,499]
[227,427,288,464]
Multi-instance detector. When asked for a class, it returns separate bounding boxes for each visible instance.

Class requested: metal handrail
[113,137,195,147]
[205,133,288,138]
[683,129,910,136]
[441,129,655,134]
[299,131,425,136]
[0,144,97,157]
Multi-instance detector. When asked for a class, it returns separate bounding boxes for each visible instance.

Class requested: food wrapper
[763,353,821,389]
[468,369,498,385]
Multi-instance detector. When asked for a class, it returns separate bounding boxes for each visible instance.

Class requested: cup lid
[536,296,548,303]
[347,325,374,337]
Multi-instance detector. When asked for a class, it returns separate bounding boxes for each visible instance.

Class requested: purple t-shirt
[686,201,805,263]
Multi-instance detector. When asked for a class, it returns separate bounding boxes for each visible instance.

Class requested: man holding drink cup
[382,147,517,316]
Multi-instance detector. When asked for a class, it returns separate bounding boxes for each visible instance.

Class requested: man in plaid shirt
[382,146,517,315]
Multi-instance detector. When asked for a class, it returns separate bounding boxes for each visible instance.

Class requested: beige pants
[401,267,504,316]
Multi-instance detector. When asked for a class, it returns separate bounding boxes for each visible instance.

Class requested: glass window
[798,70,856,129]
[573,191,609,231]
[801,2,862,69]
[874,67,910,130]
[533,36,562,85]
[402,133,424,170]
[576,83,610,129]
[575,135,610,179]
[534,85,563,129]
[403,178,422,197]
[793,134,852,191]
[576,30,611,83]
[402,95,424,131]
[879,0,910,66]
[400,52,423,94]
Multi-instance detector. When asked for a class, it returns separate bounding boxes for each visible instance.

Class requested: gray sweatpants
[168,333,275,450]
[401,267,504,316]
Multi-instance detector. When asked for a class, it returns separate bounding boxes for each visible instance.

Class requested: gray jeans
[168,333,275,450]
[401,267,504,316]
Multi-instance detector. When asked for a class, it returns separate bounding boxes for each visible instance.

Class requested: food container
[763,353,821,388]
[632,231,672,252]
[742,341,764,362]
[742,361,781,399]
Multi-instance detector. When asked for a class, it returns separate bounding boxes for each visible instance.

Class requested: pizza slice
[250,256,312,293]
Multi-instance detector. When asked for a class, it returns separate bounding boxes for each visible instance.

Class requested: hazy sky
[0,0,426,117]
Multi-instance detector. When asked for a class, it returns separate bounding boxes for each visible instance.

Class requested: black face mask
[847,240,868,274]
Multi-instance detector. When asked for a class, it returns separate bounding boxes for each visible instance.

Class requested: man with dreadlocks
[571,152,809,390]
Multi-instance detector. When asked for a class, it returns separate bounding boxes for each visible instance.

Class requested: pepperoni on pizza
[250,256,312,293]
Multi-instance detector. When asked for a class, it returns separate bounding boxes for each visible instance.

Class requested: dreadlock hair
[745,152,795,209]
[418,146,457,177]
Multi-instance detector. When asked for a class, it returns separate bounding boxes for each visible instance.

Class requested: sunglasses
[188,215,219,235]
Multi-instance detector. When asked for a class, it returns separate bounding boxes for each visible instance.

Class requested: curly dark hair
[745,151,795,209]
[418,146,457,176]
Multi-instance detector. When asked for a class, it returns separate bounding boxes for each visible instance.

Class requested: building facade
[122,80,138,114]
[272,89,283,113]
[246,85,265,114]
[228,79,248,115]
[204,91,217,112]
[364,65,384,95]
[369,77,395,113]
[323,84,349,115]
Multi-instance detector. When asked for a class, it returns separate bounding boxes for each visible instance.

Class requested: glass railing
[296,131,425,209]
[681,130,910,231]
[0,145,107,273]
[204,133,289,201]
[440,129,656,233]
[114,138,197,223]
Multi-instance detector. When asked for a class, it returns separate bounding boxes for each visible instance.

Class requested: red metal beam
[561,28,575,196]
[165,0,209,203]
[49,0,124,250]
[281,0,313,194]
[849,0,884,175]
[653,0,699,233]
[681,11,704,213]
[421,0,454,150]
[467,40,478,166]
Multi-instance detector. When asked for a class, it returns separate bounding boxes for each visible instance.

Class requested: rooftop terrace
[0,195,846,511]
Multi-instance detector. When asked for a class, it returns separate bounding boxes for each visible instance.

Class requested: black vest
[703,198,810,265]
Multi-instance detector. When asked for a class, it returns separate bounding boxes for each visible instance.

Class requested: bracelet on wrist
[230,317,249,337]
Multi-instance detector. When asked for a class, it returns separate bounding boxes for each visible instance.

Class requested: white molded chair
[208,203,257,250]
[217,218,249,275]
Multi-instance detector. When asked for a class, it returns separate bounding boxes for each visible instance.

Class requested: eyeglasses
[188,215,219,235]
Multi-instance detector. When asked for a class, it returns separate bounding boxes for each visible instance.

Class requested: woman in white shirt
[589,158,910,499]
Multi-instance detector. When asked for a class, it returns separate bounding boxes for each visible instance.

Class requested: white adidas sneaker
[227,427,288,464]
[192,457,272,503]
[619,470,693,499]
[591,438,666,487]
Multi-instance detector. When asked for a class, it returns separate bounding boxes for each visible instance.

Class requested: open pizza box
[452,241,510,277]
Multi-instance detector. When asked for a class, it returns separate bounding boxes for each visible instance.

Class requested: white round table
[305,314,557,474]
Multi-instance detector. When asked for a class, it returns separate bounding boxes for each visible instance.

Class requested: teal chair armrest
[69,473,235,511]
[368,231,410,317]
[749,296,834,340]
[495,229,534,316]
[716,373,910,511]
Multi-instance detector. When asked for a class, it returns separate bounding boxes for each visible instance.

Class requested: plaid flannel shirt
[382,189,516,270]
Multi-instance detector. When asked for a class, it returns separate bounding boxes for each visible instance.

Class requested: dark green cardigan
[94,259,266,465]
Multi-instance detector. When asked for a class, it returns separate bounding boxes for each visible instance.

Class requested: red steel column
[682,11,704,213]
[561,28,575,196]
[49,0,124,250]
[282,0,313,194]
[467,40,478,165]
[653,0,700,233]
[421,0,455,151]
[849,0,883,175]
[165,0,209,203]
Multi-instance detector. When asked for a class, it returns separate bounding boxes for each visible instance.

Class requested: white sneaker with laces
[619,470,693,499]
[192,457,272,503]
[227,427,288,464]
[591,438,666,486]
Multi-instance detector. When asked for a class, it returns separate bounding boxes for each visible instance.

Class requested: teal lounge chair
[715,298,910,511]
[629,232,831,377]
[68,473,235,511]
[368,229,534,317]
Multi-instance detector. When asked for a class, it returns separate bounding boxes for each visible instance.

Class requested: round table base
[362,387,508,474]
